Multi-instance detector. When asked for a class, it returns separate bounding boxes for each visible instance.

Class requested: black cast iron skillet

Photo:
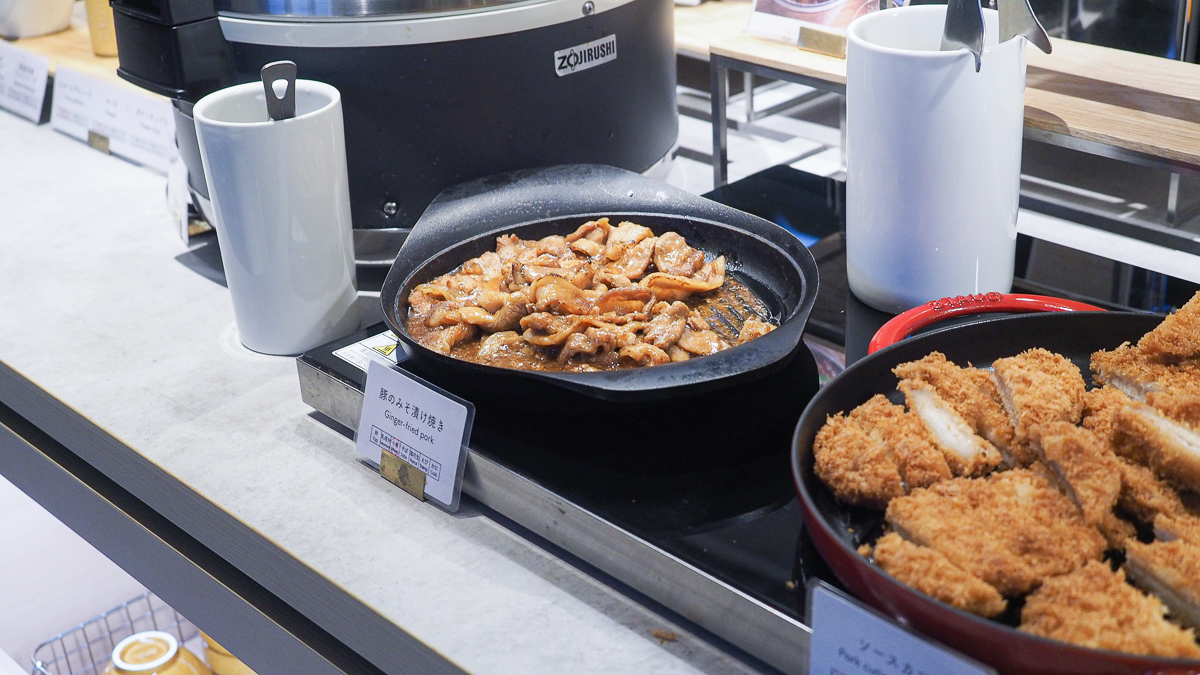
[380,164,820,403]
[792,311,1200,675]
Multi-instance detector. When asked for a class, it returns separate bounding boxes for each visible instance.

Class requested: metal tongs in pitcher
[999,0,1052,54]
[261,60,298,121]
[941,0,1051,73]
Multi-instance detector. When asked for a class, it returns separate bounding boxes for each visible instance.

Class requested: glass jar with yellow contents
[102,632,212,675]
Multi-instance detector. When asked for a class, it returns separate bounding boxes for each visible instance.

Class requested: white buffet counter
[0,109,757,675]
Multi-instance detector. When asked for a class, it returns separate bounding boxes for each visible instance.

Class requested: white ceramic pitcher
[845,5,1026,313]
[193,80,358,355]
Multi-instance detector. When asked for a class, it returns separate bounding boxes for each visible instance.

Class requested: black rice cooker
[111,0,678,261]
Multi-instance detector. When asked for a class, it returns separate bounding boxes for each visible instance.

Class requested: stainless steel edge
[0,418,349,675]
[355,228,409,268]
[0,360,468,675]
[217,0,532,20]
[217,0,634,49]
[298,359,369,429]
[296,359,813,674]
[464,452,813,675]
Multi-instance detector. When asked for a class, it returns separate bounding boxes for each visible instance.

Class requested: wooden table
[674,0,754,60]
[12,17,141,93]
[708,31,1200,206]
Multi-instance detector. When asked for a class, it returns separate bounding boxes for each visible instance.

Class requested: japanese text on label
[808,582,995,675]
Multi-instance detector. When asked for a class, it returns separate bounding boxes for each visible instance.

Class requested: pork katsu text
[404,218,776,371]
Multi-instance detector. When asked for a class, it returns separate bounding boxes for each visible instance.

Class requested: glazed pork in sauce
[405,218,777,371]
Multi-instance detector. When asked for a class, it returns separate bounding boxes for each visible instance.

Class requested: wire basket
[30,592,198,675]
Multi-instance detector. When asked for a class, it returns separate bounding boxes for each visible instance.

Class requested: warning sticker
[333,330,408,372]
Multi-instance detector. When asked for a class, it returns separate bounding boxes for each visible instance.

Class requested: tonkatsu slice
[1138,290,1200,359]
[1115,403,1200,492]
[866,532,1007,618]
[1036,422,1134,548]
[813,395,951,508]
[885,469,1105,596]
[1125,539,1200,631]
[1092,343,1200,402]
[1019,561,1200,658]
[898,380,1002,477]
[991,348,1087,454]
[893,352,1026,465]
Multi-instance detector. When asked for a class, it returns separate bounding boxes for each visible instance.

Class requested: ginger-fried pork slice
[1036,422,1134,548]
[991,348,1087,453]
[898,380,1001,477]
[1115,403,1200,491]
[1019,560,1200,658]
[1091,342,1200,402]
[813,395,951,508]
[421,324,479,355]
[1125,539,1200,631]
[893,352,1027,465]
[1138,290,1200,358]
[868,532,1007,618]
[885,469,1106,596]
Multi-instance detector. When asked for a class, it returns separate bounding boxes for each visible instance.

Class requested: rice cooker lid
[215,0,530,20]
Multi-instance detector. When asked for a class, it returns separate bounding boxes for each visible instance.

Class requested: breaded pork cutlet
[1080,385,1135,446]
[1146,389,1200,428]
[866,532,1007,618]
[885,469,1106,595]
[814,395,951,508]
[1138,290,1200,358]
[1157,514,1200,547]
[991,348,1087,454]
[1091,343,1200,402]
[1111,458,1200,544]
[1117,458,1191,522]
[1036,422,1135,548]
[1019,560,1200,658]
[893,352,1027,465]
[1083,379,1200,444]
[898,380,1002,477]
[1125,539,1200,631]
[813,414,903,508]
[1116,459,1200,539]
[1114,403,1200,491]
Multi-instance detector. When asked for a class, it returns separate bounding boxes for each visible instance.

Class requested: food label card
[167,155,192,242]
[355,360,473,511]
[51,68,177,173]
[807,580,996,675]
[0,42,50,122]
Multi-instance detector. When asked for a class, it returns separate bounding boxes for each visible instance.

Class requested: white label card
[166,154,191,243]
[0,42,50,122]
[807,581,996,675]
[333,330,410,372]
[50,68,177,173]
[355,360,473,511]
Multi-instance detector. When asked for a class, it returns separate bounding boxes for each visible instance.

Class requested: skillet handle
[867,293,1106,354]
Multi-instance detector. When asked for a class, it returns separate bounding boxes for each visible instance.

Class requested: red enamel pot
[792,303,1200,675]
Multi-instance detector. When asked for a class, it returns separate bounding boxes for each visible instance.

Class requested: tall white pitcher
[845,5,1026,313]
